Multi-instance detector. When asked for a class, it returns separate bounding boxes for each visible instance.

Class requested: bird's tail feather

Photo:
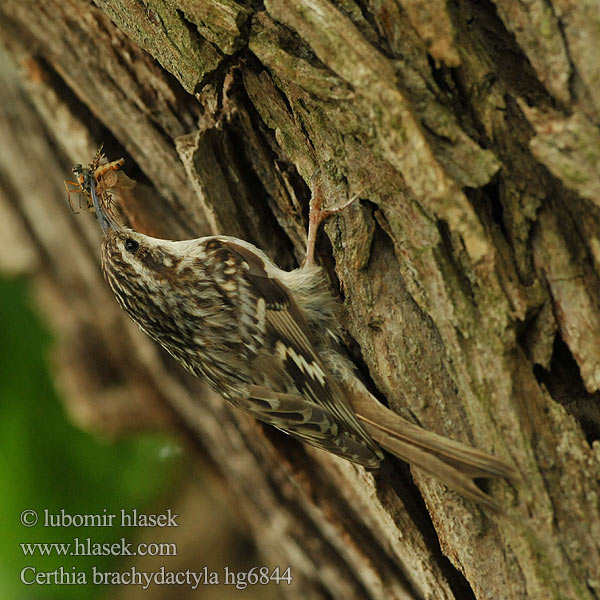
[354,398,518,512]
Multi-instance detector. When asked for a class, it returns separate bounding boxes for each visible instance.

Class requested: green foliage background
[0,277,180,599]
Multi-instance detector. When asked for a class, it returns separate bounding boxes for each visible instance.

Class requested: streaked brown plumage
[76,157,517,511]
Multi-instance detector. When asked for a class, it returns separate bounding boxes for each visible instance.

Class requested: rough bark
[1,0,599,598]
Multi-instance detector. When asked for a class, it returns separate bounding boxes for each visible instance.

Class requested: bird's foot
[305,171,361,266]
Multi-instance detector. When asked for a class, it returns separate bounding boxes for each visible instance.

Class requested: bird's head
[85,169,202,335]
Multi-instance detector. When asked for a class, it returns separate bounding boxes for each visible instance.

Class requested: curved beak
[84,169,120,233]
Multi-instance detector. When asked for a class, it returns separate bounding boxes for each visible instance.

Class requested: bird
[72,154,517,512]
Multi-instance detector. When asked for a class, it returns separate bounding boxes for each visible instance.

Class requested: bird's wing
[202,237,383,467]
[241,385,382,467]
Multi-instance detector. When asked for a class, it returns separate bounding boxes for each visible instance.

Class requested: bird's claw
[305,173,362,266]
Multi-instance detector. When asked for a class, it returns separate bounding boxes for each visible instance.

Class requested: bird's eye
[124,239,139,253]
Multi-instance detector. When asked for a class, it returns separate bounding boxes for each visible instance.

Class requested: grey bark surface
[0,1,599,598]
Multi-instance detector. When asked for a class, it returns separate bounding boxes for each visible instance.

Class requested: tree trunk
[1,0,599,598]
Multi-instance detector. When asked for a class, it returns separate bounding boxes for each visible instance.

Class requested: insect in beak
[64,147,126,233]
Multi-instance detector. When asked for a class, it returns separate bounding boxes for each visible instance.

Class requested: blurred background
[0,42,280,597]
[0,274,278,600]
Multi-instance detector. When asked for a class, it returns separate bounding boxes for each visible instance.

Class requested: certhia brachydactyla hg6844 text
[70,153,517,511]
